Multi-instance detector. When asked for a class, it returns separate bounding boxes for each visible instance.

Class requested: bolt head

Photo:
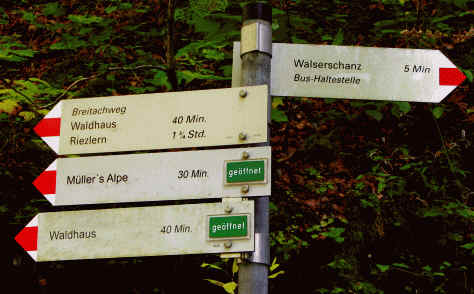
[224,205,233,213]
[241,184,249,194]
[242,151,250,160]
[239,132,247,141]
[224,241,233,249]
[239,89,247,98]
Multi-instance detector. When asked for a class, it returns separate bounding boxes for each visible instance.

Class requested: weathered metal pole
[239,3,272,294]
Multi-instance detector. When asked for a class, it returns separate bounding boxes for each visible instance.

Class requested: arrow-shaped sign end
[439,67,466,86]
[15,216,38,261]
[33,102,61,154]
[33,117,61,137]
[33,161,57,205]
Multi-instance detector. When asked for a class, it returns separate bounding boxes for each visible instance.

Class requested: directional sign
[34,86,268,155]
[232,43,466,103]
[14,202,254,262]
[33,147,271,206]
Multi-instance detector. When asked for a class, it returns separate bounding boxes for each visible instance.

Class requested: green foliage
[271,97,288,122]
[1,1,472,294]
[202,257,284,293]
[42,2,66,17]
[0,37,37,62]
[432,106,444,119]
[321,227,345,243]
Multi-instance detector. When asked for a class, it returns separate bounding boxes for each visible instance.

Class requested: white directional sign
[33,147,271,206]
[14,202,254,262]
[34,86,268,155]
[232,43,465,103]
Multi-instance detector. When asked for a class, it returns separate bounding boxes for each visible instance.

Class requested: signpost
[34,85,268,155]
[33,147,271,206]
[15,201,254,262]
[238,4,272,294]
[15,3,468,294]
[232,42,466,102]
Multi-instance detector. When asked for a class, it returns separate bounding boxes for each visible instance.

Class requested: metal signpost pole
[239,3,272,294]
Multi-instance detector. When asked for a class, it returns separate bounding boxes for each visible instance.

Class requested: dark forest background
[1,0,472,293]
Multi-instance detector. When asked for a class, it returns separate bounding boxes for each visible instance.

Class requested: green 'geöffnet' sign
[209,215,248,239]
[226,160,265,184]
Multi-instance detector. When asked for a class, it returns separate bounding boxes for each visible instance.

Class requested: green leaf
[222,282,237,294]
[202,48,225,61]
[50,34,87,50]
[21,11,36,23]
[421,207,444,217]
[268,270,285,279]
[422,265,432,272]
[204,279,224,287]
[145,70,172,90]
[232,258,238,275]
[376,264,390,273]
[18,111,35,121]
[68,15,104,25]
[432,107,444,119]
[332,29,344,45]
[272,97,284,108]
[291,36,309,44]
[272,108,288,122]
[448,233,463,241]
[461,69,472,82]
[219,65,232,77]
[177,70,227,85]
[270,257,280,272]
[105,6,118,14]
[0,99,20,114]
[119,3,133,10]
[393,101,411,114]
[200,262,223,271]
[460,242,474,250]
[365,110,383,121]
[43,2,66,17]
[0,8,8,24]
[392,263,409,269]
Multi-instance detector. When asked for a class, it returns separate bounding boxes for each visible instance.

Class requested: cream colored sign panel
[52,86,267,155]
[34,202,254,261]
[233,43,463,103]
[42,147,270,206]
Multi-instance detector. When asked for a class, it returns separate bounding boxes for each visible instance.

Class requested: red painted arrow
[33,117,61,137]
[15,226,37,251]
[14,216,38,261]
[439,68,466,86]
[32,161,57,205]
[33,102,61,154]
[33,170,56,195]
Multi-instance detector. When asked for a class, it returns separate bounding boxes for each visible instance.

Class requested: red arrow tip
[33,170,56,195]
[439,68,466,86]
[34,117,61,137]
[15,226,38,251]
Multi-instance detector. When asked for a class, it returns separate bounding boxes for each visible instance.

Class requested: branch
[41,64,167,109]
[106,65,166,71]
[41,76,96,109]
